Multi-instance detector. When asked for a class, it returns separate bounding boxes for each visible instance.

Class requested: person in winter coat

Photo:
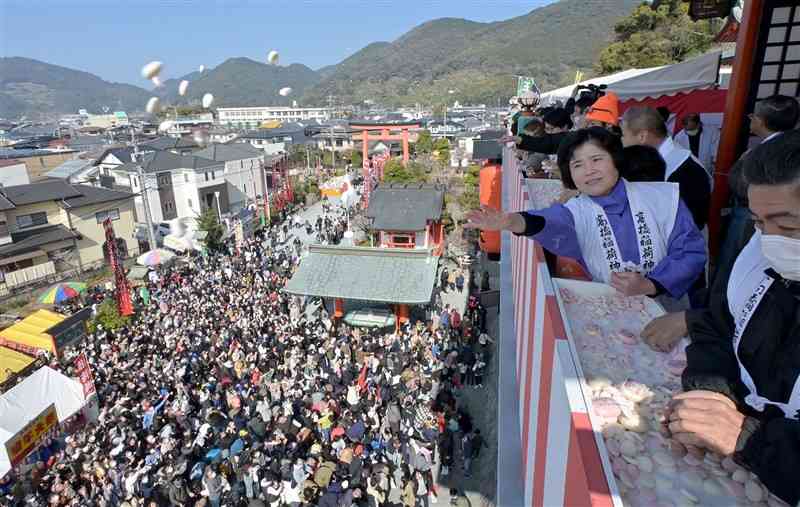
[168,477,192,506]
[439,267,450,294]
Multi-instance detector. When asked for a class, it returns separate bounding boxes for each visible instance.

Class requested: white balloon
[267,50,279,65]
[198,65,205,73]
[178,80,189,96]
[151,76,163,88]
[141,61,163,79]
[202,93,214,108]
[279,87,292,97]
[158,120,175,132]
[146,97,161,114]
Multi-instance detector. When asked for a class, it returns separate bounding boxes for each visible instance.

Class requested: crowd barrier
[497,147,619,507]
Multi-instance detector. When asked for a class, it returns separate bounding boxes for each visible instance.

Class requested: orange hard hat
[585,92,620,127]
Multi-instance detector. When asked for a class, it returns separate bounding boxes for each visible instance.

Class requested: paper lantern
[146,97,161,114]
[267,50,279,65]
[141,61,162,79]
[279,87,292,97]
[151,76,163,88]
[198,64,205,73]
[178,80,189,96]
[202,93,214,108]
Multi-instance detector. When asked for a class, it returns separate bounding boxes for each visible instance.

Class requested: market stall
[0,366,87,478]
[0,346,35,384]
[497,148,782,507]
[0,310,65,357]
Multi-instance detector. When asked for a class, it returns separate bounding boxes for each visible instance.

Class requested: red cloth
[331,427,345,439]
[357,364,368,392]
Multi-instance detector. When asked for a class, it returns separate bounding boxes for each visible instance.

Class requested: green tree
[197,207,225,251]
[415,130,434,155]
[597,0,721,75]
[459,164,481,211]
[432,138,451,163]
[87,299,130,333]
[383,159,429,185]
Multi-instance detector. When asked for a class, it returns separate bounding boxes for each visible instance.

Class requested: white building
[104,150,226,224]
[193,143,267,214]
[217,106,330,129]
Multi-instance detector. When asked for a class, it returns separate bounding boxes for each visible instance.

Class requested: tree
[596,0,721,75]
[458,164,481,211]
[87,299,130,333]
[383,159,429,185]
[432,138,451,163]
[197,207,225,251]
[415,130,434,155]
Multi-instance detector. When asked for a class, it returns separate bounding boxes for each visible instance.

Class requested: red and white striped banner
[505,151,618,507]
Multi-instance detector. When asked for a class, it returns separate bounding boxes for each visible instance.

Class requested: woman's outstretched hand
[464,207,525,234]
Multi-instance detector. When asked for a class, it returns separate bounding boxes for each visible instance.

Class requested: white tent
[0,366,85,477]
[540,67,658,105]
[541,51,722,104]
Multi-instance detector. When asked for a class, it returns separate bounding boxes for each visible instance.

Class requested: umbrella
[137,249,175,266]
[38,282,86,304]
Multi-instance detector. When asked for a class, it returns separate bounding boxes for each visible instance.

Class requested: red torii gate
[349,121,421,166]
[350,121,420,209]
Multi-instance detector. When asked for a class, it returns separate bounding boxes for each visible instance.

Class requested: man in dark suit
[620,106,711,231]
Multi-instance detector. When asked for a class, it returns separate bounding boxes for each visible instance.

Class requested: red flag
[357,364,368,392]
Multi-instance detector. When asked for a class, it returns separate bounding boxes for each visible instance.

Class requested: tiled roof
[284,246,438,304]
[365,183,444,232]
[0,224,77,257]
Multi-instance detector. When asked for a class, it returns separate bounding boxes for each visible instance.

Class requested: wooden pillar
[334,298,344,318]
[402,128,410,165]
[395,303,409,331]
[708,0,765,257]
[362,130,369,169]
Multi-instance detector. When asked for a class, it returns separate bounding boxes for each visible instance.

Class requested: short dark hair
[744,128,800,186]
[656,107,671,123]
[684,113,701,125]
[622,106,668,139]
[575,95,596,114]
[543,108,574,130]
[621,145,666,182]
[557,127,625,190]
[754,95,800,132]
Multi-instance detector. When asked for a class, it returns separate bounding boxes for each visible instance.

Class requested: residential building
[193,143,266,214]
[217,106,330,129]
[160,114,215,138]
[365,183,445,256]
[45,159,100,185]
[208,128,239,144]
[109,150,227,223]
[138,136,199,155]
[237,127,305,149]
[0,181,136,287]
[0,160,31,187]
[0,149,80,182]
[312,125,355,153]
[83,112,130,129]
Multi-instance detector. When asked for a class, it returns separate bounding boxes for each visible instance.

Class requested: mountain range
[0,0,638,118]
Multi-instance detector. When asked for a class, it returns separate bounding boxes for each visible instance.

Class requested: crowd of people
[0,201,493,507]
[467,90,800,505]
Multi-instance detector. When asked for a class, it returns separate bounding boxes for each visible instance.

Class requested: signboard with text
[688,0,732,20]
[5,404,58,467]
[73,353,96,398]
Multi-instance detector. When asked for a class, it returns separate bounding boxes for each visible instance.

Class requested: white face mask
[685,129,700,136]
[761,234,800,281]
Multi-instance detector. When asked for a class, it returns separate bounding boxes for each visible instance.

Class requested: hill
[302,0,640,106]
[0,57,153,119]
[0,0,640,116]
[156,57,321,108]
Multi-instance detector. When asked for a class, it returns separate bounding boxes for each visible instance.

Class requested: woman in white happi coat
[466,127,706,304]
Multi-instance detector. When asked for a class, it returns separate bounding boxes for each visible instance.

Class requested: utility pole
[327,95,337,171]
[132,128,158,251]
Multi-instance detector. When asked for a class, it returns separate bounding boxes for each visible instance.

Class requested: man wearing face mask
[674,113,721,173]
[669,130,800,506]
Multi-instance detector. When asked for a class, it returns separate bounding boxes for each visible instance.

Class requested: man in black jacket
[670,131,800,506]
[621,106,711,230]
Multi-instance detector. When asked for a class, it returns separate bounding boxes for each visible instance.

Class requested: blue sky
[0,0,554,86]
